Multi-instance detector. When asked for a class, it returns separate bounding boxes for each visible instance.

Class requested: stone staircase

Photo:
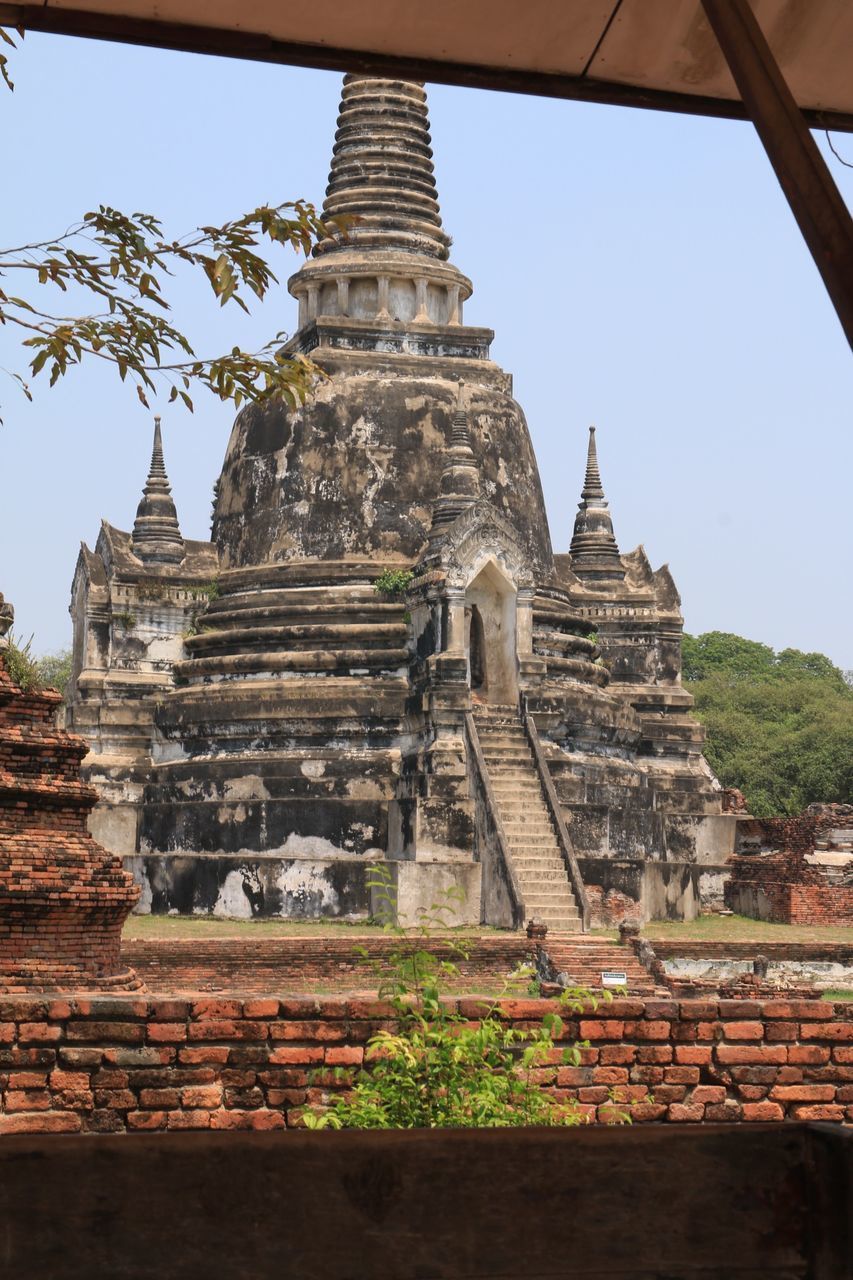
[541,935,658,994]
[474,705,581,932]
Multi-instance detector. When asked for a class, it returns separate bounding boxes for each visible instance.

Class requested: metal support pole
[700,0,853,348]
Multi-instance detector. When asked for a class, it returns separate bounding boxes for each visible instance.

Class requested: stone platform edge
[2,994,853,1133]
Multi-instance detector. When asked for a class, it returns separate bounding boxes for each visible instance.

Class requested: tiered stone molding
[0,653,141,991]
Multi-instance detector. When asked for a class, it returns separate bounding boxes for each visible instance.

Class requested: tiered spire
[428,383,480,543]
[287,76,472,338]
[315,76,450,260]
[131,418,185,565]
[569,428,624,582]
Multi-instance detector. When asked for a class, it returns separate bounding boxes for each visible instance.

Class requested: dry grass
[123,915,499,940]
[641,914,853,945]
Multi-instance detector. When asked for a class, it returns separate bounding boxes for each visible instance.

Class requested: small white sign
[601,971,627,988]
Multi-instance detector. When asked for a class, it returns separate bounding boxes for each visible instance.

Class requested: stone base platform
[120,932,654,995]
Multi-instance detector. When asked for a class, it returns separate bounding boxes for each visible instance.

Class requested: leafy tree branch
[1,28,349,419]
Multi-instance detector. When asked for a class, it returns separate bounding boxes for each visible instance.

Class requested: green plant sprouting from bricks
[1,629,41,691]
[114,611,136,631]
[303,866,631,1130]
[372,569,414,598]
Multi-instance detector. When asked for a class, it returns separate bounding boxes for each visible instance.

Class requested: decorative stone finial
[428,383,481,541]
[131,417,185,565]
[569,427,624,582]
[315,75,450,260]
[0,592,12,646]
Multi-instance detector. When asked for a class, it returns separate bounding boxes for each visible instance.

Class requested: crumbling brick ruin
[0,593,141,992]
[726,804,853,925]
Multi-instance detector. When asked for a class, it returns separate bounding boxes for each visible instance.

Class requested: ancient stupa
[67,75,736,928]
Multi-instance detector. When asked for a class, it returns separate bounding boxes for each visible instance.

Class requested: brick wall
[2,994,853,1134]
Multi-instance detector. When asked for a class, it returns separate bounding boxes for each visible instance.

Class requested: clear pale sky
[0,33,850,667]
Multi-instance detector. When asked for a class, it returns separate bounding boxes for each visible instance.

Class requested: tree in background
[682,631,853,817]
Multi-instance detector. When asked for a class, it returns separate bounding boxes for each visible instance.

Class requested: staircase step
[476,705,583,934]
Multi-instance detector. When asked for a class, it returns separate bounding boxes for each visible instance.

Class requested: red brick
[243,1000,281,1018]
[94,1089,136,1110]
[637,1045,673,1064]
[578,1020,624,1041]
[628,1103,668,1123]
[791,1104,846,1121]
[127,1110,166,1130]
[765,1022,798,1042]
[787,1045,830,1065]
[324,1046,364,1066]
[209,1108,285,1130]
[761,1001,834,1020]
[0,1111,82,1133]
[5,1090,50,1111]
[187,1021,268,1042]
[8,1070,48,1088]
[719,1001,761,1019]
[181,1085,222,1109]
[166,1109,211,1130]
[742,1101,784,1122]
[676,1001,718,1020]
[675,1046,713,1066]
[721,1021,764,1041]
[179,1046,230,1065]
[591,1067,628,1085]
[192,999,244,1020]
[653,1085,688,1103]
[270,1021,347,1043]
[17,1023,62,1044]
[139,1088,180,1109]
[578,1087,609,1104]
[704,1101,743,1122]
[663,1066,700,1084]
[66,1022,143,1044]
[716,1045,787,1065]
[691,1086,726,1105]
[49,1069,89,1091]
[269,1046,324,1065]
[801,1023,853,1041]
[598,1045,637,1065]
[624,1021,670,1041]
[147,1023,187,1043]
[769,1084,836,1103]
[667,1103,704,1122]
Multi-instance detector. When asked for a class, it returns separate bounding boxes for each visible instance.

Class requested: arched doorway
[464,561,518,706]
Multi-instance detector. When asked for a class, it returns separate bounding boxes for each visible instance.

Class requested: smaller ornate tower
[66,420,217,854]
[131,418,185,565]
[569,428,624,582]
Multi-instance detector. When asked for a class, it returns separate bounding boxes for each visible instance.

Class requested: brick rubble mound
[0,655,141,992]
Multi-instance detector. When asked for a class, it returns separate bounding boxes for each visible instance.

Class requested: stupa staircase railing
[521,694,591,932]
[464,711,526,929]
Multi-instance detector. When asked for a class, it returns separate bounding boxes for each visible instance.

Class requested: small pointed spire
[569,427,624,582]
[131,417,185,565]
[581,426,605,500]
[428,383,480,542]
